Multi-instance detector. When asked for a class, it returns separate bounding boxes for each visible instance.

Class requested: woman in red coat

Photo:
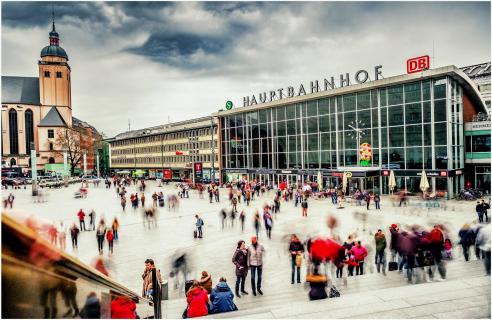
[185,281,209,318]
[111,296,136,319]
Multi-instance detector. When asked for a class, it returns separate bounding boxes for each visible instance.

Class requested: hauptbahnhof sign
[243,65,383,107]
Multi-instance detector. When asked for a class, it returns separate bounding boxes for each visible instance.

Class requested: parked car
[81,175,100,182]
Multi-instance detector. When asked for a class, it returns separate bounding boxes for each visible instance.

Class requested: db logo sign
[407,55,430,74]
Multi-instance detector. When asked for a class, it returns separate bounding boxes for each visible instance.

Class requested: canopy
[419,170,430,193]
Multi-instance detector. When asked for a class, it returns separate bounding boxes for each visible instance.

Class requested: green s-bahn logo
[225,101,233,110]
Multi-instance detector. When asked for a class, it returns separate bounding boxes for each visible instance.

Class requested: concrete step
[162,259,488,318]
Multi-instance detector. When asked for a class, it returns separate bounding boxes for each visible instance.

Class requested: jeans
[336,267,343,278]
[375,250,385,273]
[462,244,470,261]
[484,251,491,275]
[375,201,380,209]
[197,227,203,238]
[291,257,301,283]
[356,261,364,275]
[97,235,104,252]
[265,226,272,239]
[108,240,113,253]
[79,220,85,231]
[89,219,95,231]
[250,265,262,293]
[113,229,118,240]
[71,236,78,248]
[235,274,246,293]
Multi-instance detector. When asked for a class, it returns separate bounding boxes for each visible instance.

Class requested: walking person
[231,197,238,213]
[77,209,86,231]
[374,229,387,274]
[141,193,146,207]
[112,218,119,241]
[214,189,220,202]
[428,225,446,281]
[289,234,304,284]
[106,229,114,254]
[301,197,308,217]
[248,236,265,296]
[70,223,80,249]
[121,196,127,212]
[476,201,484,223]
[458,224,475,261]
[254,212,261,239]
[195,214,204,238]
[239,211,245,232]
[96,222,106,254]
[374,194,381,210]
[232,240,249,297]
[366,193,371,210]
[476,223,491,275]
[351,241,368,276]
[482,200,490,223]
[89,210,96,231]
[263,210,273,239]
[7,193,14,208]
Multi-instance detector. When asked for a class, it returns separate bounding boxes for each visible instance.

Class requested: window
[48,157,55,164]
[9,109,18,155]
[49,142,54,151]
[44,71,50,78]
[48,129,54,138]
[25,109,34,152]
[56,71,62,78]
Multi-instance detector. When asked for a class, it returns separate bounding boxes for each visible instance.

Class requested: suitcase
[388,261,398,271]
[184,280,194,294]
[193,230,198,239]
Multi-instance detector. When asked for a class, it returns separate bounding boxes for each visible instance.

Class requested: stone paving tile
[355,308,409,319]
[402,284,490,306]
[398,294,490,318]
[433,305,491,319]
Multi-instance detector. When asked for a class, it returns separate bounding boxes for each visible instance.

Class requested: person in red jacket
[111,296,136,319]
[350,241,368,276]
[106,229,114,254]
[77,209,86,231]
[184,281,209,318]
[428,225,446,281]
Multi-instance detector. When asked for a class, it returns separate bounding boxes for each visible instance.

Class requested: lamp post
[210,117,215,184]
[63,143,69,187]
[96,148,100,178]
[83,149,87,176]
[30,142,38,196]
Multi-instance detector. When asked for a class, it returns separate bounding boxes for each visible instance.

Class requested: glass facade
[221,76,467,196]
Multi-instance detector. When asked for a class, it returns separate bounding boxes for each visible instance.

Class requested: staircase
[162,260,490,319]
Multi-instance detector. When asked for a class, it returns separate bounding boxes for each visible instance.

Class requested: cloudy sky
[2,1,490,137]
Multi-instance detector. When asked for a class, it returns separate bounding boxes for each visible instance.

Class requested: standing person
[239,211,245,232]
[208,187,214,203]
[231,197,238,213]
[289,234,304,284]
[220,209,227,230]
[141,259,163,298]
[48,223,58,245]
[428,225,446,281]
[70,223,80,249]
[374,194,381,210]
[89,210,96,231]
[106,229,114,254]
[482,200,490,223]
[77,209,86,231]
[301,197,308,217]
[366,193,371,210]
[96,222,106,254]
[57,221,67,250]
[351,241,368,276]
[152,192,158,207]
[7,193,14,208]
[476,223,491,275]
[476,201,484,223]
[232,240,249,297]
[246,190,251,206]
[248,236,265,296]
[195,215,204,238]
[112,218,119,241]
[374,229,387,274]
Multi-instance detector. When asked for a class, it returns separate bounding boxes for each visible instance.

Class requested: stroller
[74,188,88,199]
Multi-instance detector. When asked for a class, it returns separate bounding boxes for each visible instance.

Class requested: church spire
[49,3,59,46]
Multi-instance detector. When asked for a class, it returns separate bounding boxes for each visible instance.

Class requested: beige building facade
[108,117,219,181]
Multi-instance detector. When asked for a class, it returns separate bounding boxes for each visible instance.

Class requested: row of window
[112,141,216,155]
[111,126,218,147]
[44,71,64,78]
[112,154,218,164]
[7,109,34,155]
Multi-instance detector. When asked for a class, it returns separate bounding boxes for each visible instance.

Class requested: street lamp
[30,141,38,196]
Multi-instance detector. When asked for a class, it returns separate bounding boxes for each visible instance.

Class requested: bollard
[161,280,169,300]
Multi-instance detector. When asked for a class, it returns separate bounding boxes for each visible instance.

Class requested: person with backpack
[289,234,304,284]
[195,215,204,238]
[96,222,106,254]
[106,229,114,254]
[459,224,475,261]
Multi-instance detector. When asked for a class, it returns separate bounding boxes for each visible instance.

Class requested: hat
[391,224,398,229]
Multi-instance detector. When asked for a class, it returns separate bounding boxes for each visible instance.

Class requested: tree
[54,127,84,175]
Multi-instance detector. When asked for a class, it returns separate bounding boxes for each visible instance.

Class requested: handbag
[295,254,302,267]
[329,286,341,298]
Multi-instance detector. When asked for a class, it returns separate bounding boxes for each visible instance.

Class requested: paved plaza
[3,181,491,318]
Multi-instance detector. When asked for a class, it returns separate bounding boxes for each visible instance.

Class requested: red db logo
[407,55,430,74]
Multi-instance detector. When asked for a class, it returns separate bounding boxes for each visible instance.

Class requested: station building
[214,65,489,198]
[107,116,218,181]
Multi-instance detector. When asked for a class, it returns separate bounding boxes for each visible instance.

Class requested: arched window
[9,109,18,154]
[48,157,55,164]
[25,109,34,152]
[10,158,16,166]
[49,142,53,151]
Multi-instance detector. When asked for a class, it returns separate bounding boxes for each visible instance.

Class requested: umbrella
[342,172,348,192]
[419,170,430,193]
[310,237,343,262]
[388,170,396,192]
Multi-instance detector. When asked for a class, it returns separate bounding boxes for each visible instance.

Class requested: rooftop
[1,76,40,105]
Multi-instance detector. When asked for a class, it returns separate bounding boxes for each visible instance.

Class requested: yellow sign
[345,172,353,178]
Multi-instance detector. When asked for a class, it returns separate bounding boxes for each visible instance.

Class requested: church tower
[38,13,72,126]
